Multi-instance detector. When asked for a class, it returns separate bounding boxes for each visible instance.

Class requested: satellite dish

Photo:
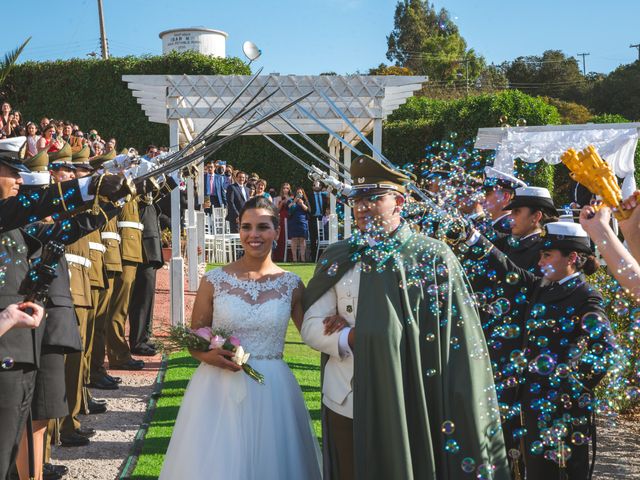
[242,41,262,64]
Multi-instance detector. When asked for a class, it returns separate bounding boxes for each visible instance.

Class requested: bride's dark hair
[239,196,279,229]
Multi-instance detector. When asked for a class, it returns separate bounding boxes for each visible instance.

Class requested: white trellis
[124,74,427,325]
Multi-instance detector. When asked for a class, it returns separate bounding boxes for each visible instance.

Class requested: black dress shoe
[105,373,122,384]
[87,376,119,390]
[131,344,156,356]
[44,463,68,478]
[76,427,96,438]
[111,359,145,370]
[60,431,90,447]
[90,397,107,406]
[88,399,107,414]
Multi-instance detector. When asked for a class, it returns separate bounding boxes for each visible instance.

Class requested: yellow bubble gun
[561,145,632,220]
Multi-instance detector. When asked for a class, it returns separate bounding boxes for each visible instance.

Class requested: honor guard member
[88,150,125,388]
[106,178,145,370]
[0,139,127,478]
[15,155,119,478]
[462,221,613,480]
[128,177,174,356]
[47,144,95,446]
[480,167,527,235]
[71,146,113,413]
[495,186,558,274]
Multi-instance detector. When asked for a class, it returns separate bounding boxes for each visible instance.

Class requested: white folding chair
[283,218,293,262]
[316,218,330,262]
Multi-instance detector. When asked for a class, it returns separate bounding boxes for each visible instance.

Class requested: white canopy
[475,123,640,197]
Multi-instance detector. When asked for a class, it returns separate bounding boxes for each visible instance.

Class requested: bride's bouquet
[163,325,265,384]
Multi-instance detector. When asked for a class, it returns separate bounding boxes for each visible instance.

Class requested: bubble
[427,284,438,296]
[530,440,544,455]
[581,312,607,338]
[531,354,556,376]
[555,363,571,378]
[536,336,549,348]
[625,386,640,401]
[505,271,520,285]
[444,439,460,454]
[476,463,495,479]
[449,132,458,140]
[426,368,437,377]
[499,115,509,125]
[327,262,339,277]
[571,432,587,445]
[16,245,27,254]
[508,448,521,460]
[1,357,15,370]
[441,420,455,435]
[425,333,436,342]
[516,118,527,127]
[436,264,449,277]
[461,457,475,473]
[491,298,511,316]
[498,324,521,340]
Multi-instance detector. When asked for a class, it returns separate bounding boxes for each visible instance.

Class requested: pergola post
[343,142,352,237]
[168,117,184,326]
[373,117,383,160]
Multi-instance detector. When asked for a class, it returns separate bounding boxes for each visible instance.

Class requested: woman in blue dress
[287,187,309,262]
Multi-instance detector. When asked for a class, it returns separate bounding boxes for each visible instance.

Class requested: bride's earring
[272,240,277,249]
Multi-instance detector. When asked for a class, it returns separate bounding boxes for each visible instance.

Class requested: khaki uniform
[60,235,92,434]
[106,199,143,366]
[84,228,106,388]
[91,216,123,381]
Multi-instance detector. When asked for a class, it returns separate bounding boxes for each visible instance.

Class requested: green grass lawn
[131,263,320,479]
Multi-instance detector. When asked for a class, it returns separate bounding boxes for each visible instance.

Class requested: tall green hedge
[3,52,250,149]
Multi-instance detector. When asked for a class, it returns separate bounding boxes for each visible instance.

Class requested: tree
[590,62,640,121]
[386,1,484,84]
[0,37,30,99]
[502,50,589,103]
[368,64,414,76]
[539,97,592,124]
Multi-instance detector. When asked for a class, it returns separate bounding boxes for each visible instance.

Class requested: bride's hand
[198,348,243,372]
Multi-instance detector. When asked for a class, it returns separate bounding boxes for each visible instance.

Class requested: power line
[576,52,590,75]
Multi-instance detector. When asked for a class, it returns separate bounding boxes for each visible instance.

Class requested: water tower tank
[159,28,228,57]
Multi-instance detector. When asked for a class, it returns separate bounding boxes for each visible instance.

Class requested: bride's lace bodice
[204,268,302,359]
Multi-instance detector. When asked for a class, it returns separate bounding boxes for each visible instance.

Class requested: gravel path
[48,265,196,480]
[593,413,640,479]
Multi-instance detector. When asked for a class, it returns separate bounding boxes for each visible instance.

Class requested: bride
[159,196,322,479]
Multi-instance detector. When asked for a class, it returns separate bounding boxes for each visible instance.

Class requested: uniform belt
[65,253,92,268]
[88,242,107,253]
[101,232,121,242]
[117,221,144,231]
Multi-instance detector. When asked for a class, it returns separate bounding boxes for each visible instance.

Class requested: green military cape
[303,224,509,480]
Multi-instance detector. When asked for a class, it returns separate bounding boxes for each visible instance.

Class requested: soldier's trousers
[128,263,157,350]
[60,307,89,434]
[106,261,138,366]
[0,365,37,479]
[91,273,116,381]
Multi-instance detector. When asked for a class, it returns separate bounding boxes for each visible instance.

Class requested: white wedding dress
[159,268,322,480]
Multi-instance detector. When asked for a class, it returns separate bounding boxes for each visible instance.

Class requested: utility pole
[464,57,469,96]
[97,0,109,60]
[631,44,640,62]
[577,52,590,75]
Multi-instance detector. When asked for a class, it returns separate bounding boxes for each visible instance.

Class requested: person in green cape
[301,154,510,480]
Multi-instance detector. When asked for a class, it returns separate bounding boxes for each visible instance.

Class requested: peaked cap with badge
[48,142,74,169]
[541,221,592,254]
[71,145,93,170]
[483,166,527,191]
[349,154,413,197]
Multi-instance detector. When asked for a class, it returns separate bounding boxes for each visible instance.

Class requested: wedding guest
[273,183,293,261]
[36,124,56,153]
[225,171,251,233]
[25,122,40,159]
[287,187,309,262]
[253,179,272,202]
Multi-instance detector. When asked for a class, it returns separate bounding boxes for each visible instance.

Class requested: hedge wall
[3,51,250,149]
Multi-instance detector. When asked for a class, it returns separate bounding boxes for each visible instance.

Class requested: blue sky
[2,0,639,75]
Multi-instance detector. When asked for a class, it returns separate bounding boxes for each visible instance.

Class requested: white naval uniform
[301,264,360,419]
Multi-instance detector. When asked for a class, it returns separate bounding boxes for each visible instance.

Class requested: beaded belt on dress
[252,353,283,360]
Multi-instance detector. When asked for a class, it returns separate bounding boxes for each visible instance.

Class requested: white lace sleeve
[285,272,304,300]
[203,268,223,290]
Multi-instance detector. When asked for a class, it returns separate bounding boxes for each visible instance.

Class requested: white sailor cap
[0,137,29,173]
[504,186,556,215]
[541,221,592,254]
[19,171,51,186]
[483,166,527,191]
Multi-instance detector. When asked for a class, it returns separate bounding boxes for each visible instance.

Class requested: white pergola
[124,74,427,325]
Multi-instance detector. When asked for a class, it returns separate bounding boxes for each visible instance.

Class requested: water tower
[159,27,228,57]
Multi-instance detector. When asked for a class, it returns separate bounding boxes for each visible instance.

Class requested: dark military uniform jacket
[140,195,164,269]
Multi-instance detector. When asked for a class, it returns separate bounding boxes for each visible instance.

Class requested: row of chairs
[203,207,330,263]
